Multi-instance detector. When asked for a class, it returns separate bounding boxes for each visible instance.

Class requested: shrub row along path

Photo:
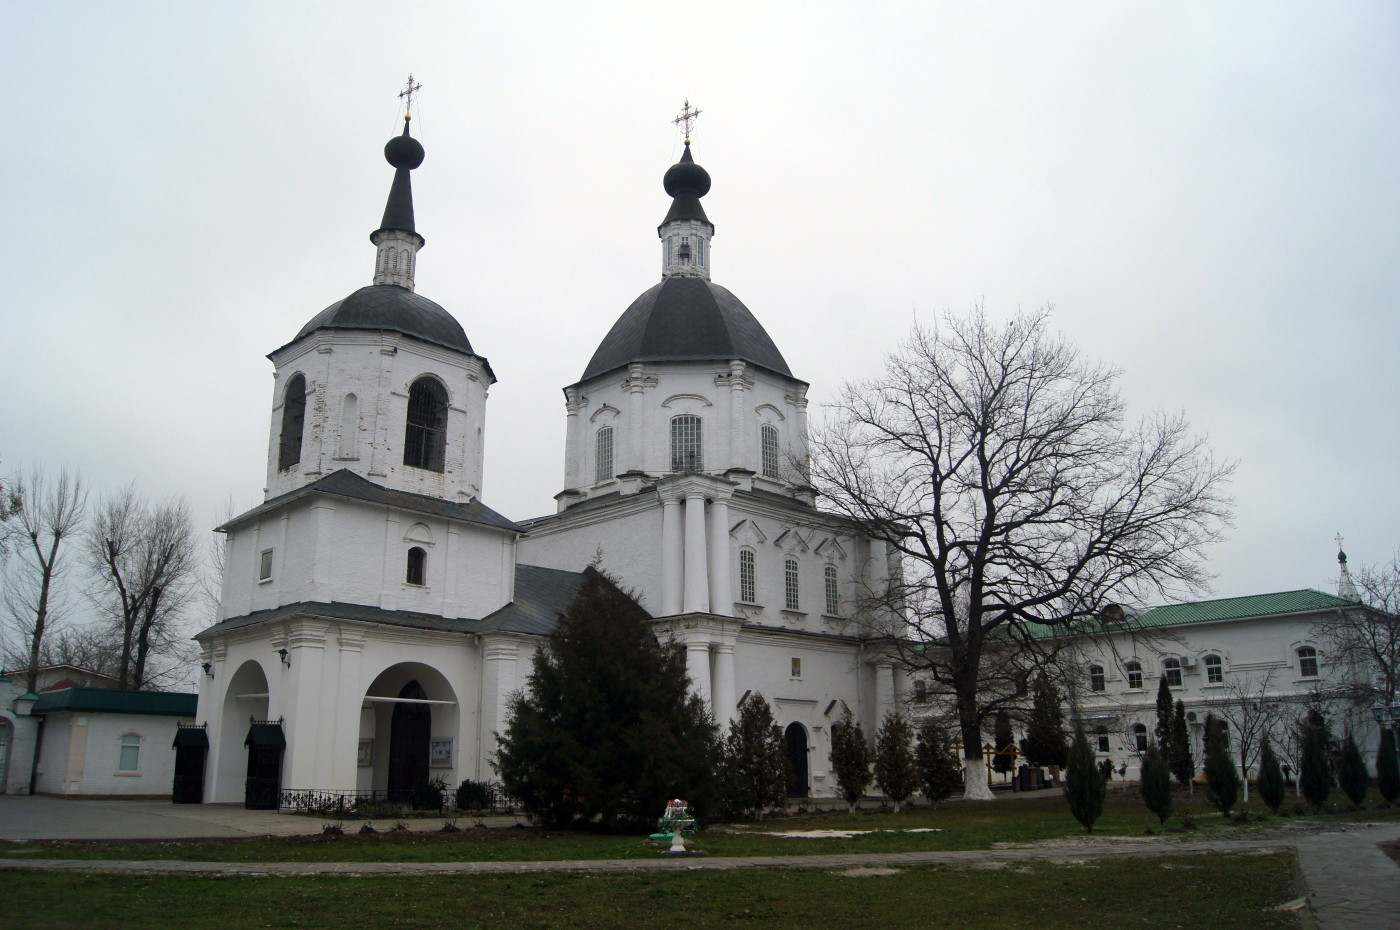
[3,823,1397,929]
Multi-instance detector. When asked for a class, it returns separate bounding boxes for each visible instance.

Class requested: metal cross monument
[673,98,701,144]
[400,74,423,120]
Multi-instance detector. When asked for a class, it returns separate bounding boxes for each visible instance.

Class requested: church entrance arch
[785,722,810,798]
[361,663,459,803]
[214,660,271,803]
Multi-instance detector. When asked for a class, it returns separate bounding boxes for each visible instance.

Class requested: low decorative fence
[278,784,518,817]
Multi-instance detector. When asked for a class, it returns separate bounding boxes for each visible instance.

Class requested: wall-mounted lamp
[278,648,290,667]
[202,663,213,677]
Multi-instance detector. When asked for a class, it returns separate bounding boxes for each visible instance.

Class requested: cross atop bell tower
[399,74,423,120]
[672,98,701,144]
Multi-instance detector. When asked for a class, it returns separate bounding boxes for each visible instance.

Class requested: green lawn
[0,852,1300,930]
[3,788,1393,864]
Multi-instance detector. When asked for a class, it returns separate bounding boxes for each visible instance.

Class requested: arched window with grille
[739,548,756,603]
[671,415,703,472]
[1089,665,1106,692]
[761,424,780,479]
[1125,660,1143,690]
[404,377,448,472]
[824,564,839,615]
[595,426,614,484]
[405,546,427,586]
[784,559,800,611]
[278,374,307,472]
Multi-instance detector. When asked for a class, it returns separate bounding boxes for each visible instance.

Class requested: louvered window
[404,377,448,472]
[824,564,839,615]
[785,559,800,611]
[739,549,756,603]
[761,424,780,479]
[595,426,614,484]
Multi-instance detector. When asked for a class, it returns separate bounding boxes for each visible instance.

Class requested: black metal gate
[171,724,209,804]
[387,681,431,802]
[244,718,285,810]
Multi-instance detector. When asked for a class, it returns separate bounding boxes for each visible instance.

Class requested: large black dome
[290,284,474,355]
[579,276,792,382]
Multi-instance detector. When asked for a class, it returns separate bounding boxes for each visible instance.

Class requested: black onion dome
[377,120,424,235]
[660,143,712,227]
[384,120,425,169]
[290,285,474,355]
[579,277,792,382]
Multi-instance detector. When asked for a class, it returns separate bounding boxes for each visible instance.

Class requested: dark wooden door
[387,681,431,801]
[785,723,810,798]
[244,744,282,809]
[172,746,206,804]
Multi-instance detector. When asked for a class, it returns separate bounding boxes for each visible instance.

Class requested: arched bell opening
[360,663,459,801]
[785,722,810,798]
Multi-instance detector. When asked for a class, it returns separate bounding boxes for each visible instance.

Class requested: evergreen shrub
[1377,729,1400,806]
[1300,713,1332,811]
[1139,742,1173,825]
[914,718,962,805]
[1256,735,1286,815]
[1202,716,1240,815]
[1063,727,1106,833]
[830,708,872,813]
[873,712,919,813]
[718,692,789,820]
[1169,700,1194,787]
[1021,676,1069,769]
[1338,731,1370,807]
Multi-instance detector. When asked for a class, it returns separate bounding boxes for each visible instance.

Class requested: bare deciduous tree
[811,307,1233,799]
[0,466,87,692]
[1314,553,1400,712]
[1206,668,1284,803]
[85,485,199,689]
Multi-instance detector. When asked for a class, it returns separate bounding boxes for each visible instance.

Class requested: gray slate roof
[198,564,598,640]
[284,284,477,357]
[579,276,794,382]
[219,468,522,535]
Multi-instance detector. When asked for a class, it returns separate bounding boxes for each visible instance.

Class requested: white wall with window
[32,710,193,797]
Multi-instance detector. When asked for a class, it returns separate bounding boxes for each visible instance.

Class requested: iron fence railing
[277,784,519,816]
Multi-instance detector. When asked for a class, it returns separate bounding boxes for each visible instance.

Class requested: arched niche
[360,662,460,795]
[214,660,271,803]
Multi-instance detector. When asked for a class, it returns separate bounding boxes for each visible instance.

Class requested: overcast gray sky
[3,2,1396,605]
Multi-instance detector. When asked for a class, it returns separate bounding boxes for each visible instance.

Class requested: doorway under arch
[785,722,809,798]
[214,660,271,803]
[387,680,431,801]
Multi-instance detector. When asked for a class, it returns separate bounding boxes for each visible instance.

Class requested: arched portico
[212,660,271,803]
[359,662,459,797]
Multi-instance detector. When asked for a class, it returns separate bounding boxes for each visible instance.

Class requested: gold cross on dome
[399,74,423,120]
[1335,533,1345,552]
[673,98,701,144]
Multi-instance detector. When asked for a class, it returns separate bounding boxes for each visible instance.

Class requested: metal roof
[1133,588,1357,628]
[31,687,197,717]
[219,468,522,535]
[283,284,477,358]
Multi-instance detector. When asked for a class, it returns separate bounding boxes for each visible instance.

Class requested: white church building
[193,114,903,806]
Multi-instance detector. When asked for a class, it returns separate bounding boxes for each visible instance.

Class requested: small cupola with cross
[659,99,715,280]
[372,75,427,291]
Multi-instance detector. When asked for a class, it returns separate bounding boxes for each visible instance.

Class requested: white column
[713,642,737,727]
[728,361,748,471]
[563,388,584,490]
[683,492,710,614]
[868,538,889,598]
[482,639,519,779]
[875,662,896,727]
[626,364,646,473]
[790,391,810,481]
[661,494,684,616]
[330,630,364,792]
[282,621,328,789]
[686,640,713,710]
[707,495,732,616]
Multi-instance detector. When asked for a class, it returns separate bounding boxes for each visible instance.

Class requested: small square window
[1125,661,1143,690]
[1204,655,1223,684]
[1095,727,1110,753]
[791,657,802,678]
[259,549,274,581]
[1163,658,1182,688]
[1089,665,1105,692]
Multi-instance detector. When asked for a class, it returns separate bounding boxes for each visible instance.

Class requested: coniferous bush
[914,718,962,805]
[1256,735,1286,815]
[873,712,919,813]
[1154,677,1174,753]
[455,779,497,811]
[1139,742,1173,825]
[1202,715,1240,815]
[494,568,720,830]
[1338,730,1370,808]
[830,708,873,813]
[1300,713,1332,810]
[1169,700,1195,787]
[1063,727,1106,833]
[1376,729,1400,806]
[1021,676,1069,769]
[717,691,789,820]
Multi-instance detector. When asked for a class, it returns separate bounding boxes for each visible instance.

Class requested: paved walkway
[0,796,518,842]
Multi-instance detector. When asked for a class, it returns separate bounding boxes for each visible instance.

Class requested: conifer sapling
[1338,730,1370,808]
[914,719,962,805]
[1256,734,1286,815]
[873,712,919,813]
[1139,742,1173,825]
[1376,728,1400,807]
[1203,715,1241,816]
[830,707,873,814]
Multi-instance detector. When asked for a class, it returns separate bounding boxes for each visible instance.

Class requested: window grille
[595,426,614,484]
[761,424,780,479]
[739,549,756,603]
[1204,654,1223,684]
[671,415,703,472]
[1297,646,1318,678]
[278,374,306,471]
[1125,660,1143,690]
[824,564,839,615]
[1163,658,1183,688]
[1089,665,1106,692]
[1133,724,1148,752]
[404,377,448,472]
[406,547,427,586]
[784,559,799,611]
[119,733,141,772]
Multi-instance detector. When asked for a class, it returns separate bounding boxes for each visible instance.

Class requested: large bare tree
[1314,553,1400,712]
[811,307,1233,799]
[1,466,87,692]
[85,486,199,689]
[1206,668,1285,803]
